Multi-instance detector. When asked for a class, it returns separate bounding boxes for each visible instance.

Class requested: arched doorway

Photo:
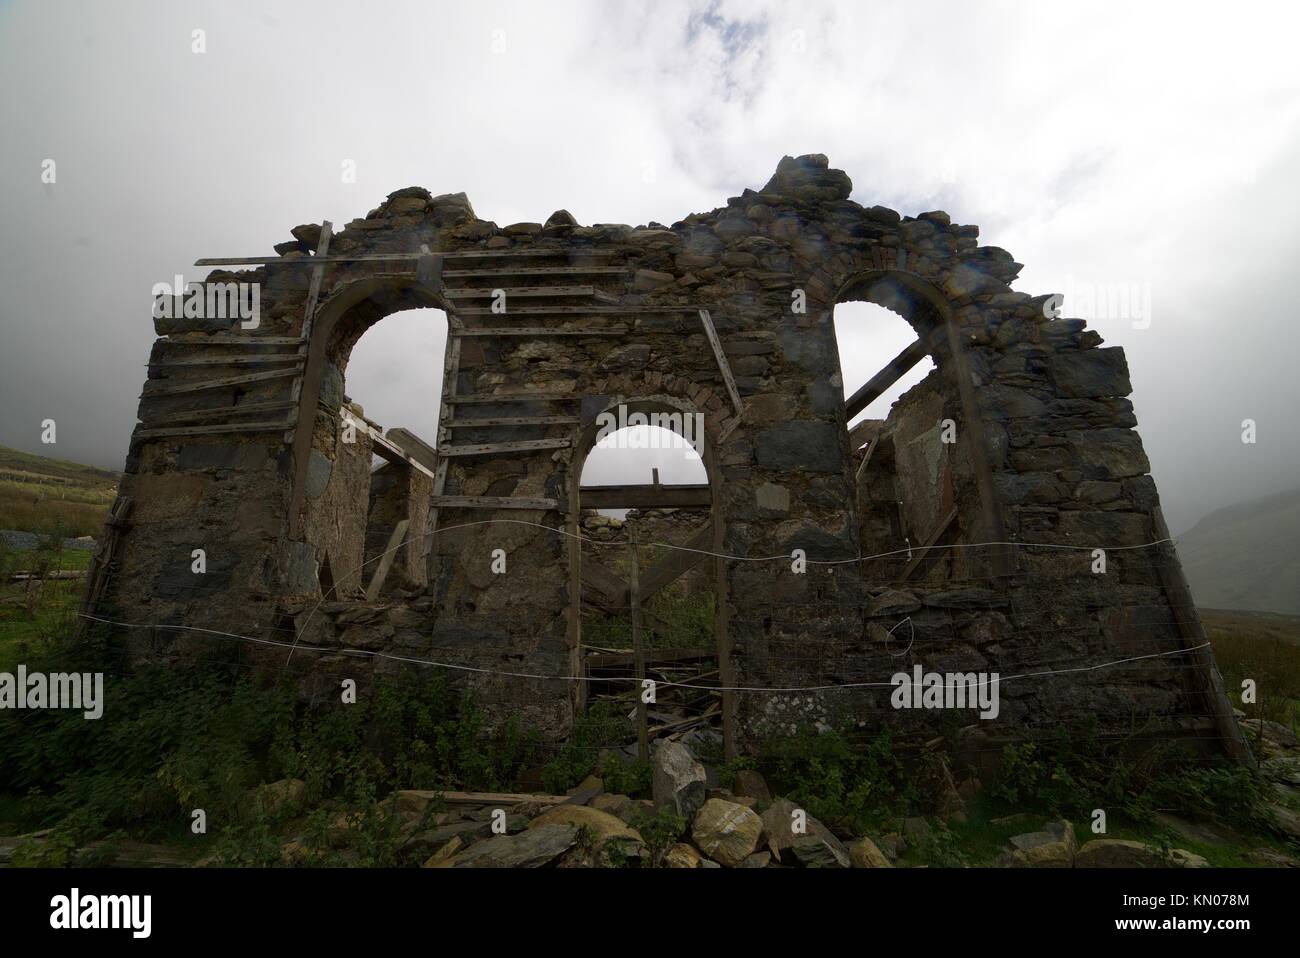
[572,398,726,756]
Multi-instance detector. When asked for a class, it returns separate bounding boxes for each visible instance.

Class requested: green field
[0,444,118,539]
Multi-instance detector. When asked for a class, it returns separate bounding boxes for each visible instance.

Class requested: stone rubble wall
[95,154,1238,755]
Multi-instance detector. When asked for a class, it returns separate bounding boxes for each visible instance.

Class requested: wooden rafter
[844,338,929,419]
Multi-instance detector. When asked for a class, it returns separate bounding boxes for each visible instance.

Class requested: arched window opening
[833,297,956,584]
[576,419,719,741]
[306,306,448,601]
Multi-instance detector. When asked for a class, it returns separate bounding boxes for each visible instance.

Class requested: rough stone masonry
[90,153,1250,765]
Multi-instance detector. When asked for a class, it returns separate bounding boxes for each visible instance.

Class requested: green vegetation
[0,444,118,539]
[1204,608,1300,730]
[0,538,92,672]
[0,620,544,865]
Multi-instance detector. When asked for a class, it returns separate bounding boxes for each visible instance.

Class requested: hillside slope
[0,444,119,539]
[1177,488,1300,615]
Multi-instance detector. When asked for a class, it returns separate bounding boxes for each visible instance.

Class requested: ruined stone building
[85,154,1250,765]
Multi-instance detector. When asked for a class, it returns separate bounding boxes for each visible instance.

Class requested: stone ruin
[85,154,1252,767]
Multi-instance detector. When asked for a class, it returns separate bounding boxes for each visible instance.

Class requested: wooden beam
[443,266,630,278]
[365,519,409,602]
[845,338,930,419]
[148,355,303,367]
[141,400,297,426]
[454,305,702,316]
[134,419,294,440]
[447,415,579,427]
[283,221,332,442]
[630,534,647,762]
[195,249,619,267]
[360,427,438,481]
[163,334,304,345]
[445,393,580,405]
[848,418,884,451]
[444,286,595,299]
[385,427,439,472]
[438,438,571,457]
[140,367,299,396]
[452,327,626,337]
[581,559,630,605]
[578,483,712,509]
[636,523,713,603]
[900,507,959,581]
[698,310,744,416]
[585,647,714,669]
[428,495,558,511]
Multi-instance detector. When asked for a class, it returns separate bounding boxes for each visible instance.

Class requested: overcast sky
[2,0,1297,533]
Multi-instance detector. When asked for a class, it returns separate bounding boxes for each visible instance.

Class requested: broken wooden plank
[365,519,409,602]
[163,334,304,345]
[148,355,304,367]
[405,789,572,807]
[454,305,702,316]
[452,326,626,337]
[443,266,630,278]
[636,523,714,603]
[445,393,580,405]
[581,559,630,606]
[356,425,438,481]
[447,415,579,427]
[845,338,930,419]
[585,647,715,669]
[134,419,294,440]
[195,249,619,267]
[848,418,884,451]
[284,221,333,441]
[428,495,558,511]
[384,427,439,473]
[443,286,596,299]
[142,400,297,426]
[900,507,959,581]
[579,483,711,510]
[141,367,299,396]
[697,309,744,416]
[438,438,571,457]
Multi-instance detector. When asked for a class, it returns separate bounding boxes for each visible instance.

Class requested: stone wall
[93,154,1245,759]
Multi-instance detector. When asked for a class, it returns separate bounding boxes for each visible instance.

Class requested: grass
[1203,608,1300,731]
[0,545,91,672]
[0,444,118,539]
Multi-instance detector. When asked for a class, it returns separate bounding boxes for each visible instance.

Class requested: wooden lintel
[845,338,931,419]
[579,484,712,510]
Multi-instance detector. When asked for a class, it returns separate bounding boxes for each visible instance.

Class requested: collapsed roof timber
[83,154,1252,766]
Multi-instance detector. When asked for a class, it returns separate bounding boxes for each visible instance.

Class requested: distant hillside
[1178,488,1300,615]
[0,445,119,539]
